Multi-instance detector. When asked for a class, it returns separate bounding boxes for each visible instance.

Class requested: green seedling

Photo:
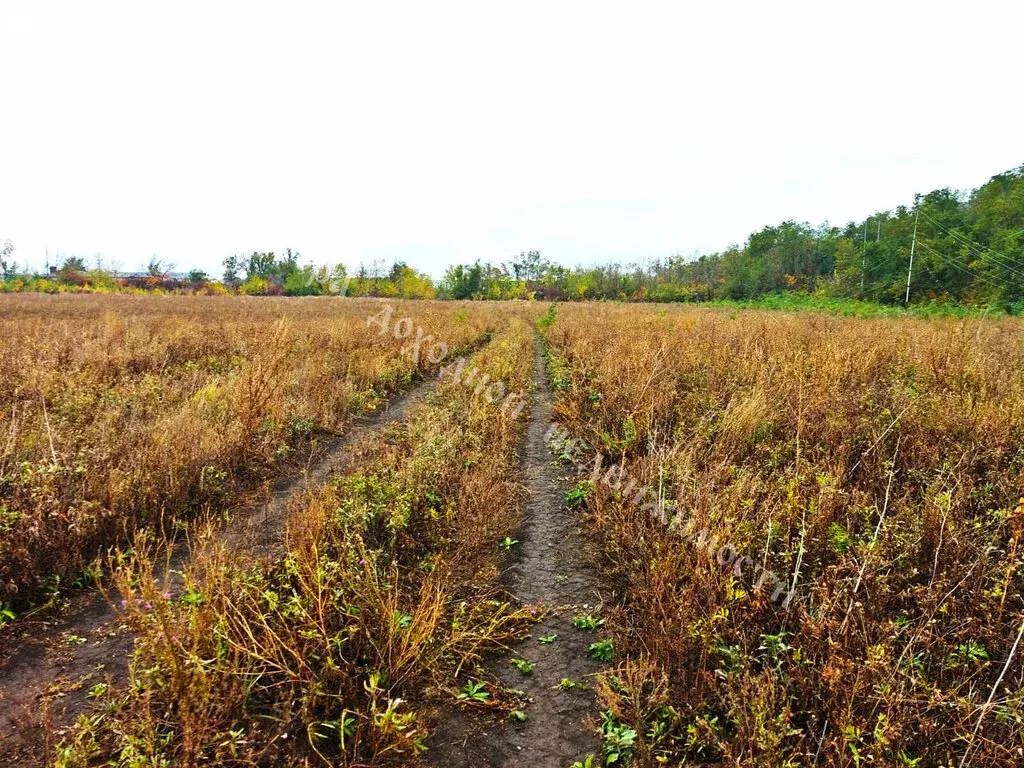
[600,709,637,764]
[538,634,558,644]
[499,537,519,550]
[589,639,615,661]
[510,658,535,675]
[509,709,528,722]
[457,680,490,702]
[565,483,592,508]
[87,683,108,699]
[66,634,87,646]
[572,614,605,631]
[558,678,578,690]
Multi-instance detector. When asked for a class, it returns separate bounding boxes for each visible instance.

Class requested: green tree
[0,239,14,278]
[720,247,765,299]
[222,254,243,287]
[277,248,300,280]
[246,251,277,279]
[61,255,88,272]
[443,262,484,299]
[284,264,322,296]
[56,255,88,284]
[147,256,173,277]
[322,263,348,295]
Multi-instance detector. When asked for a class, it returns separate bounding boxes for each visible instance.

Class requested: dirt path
[221,373,439,561]
[0,373,441,763]
[429,337,606,768]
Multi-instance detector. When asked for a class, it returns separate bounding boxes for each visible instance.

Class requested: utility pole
[861,220,868,292]
[904,209,920,305]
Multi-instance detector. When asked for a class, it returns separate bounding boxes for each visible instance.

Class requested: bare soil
[428,339,606,768]
[0,374,440,765]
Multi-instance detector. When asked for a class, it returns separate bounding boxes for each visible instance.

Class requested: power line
[918,210,1024,279]
[931,232,1024,284]
[905,209,919,305]
[929,220,1024,279]
[917,241,1004,290]
[919,210,1024,277]
[915,241,1010,293]
[917,259,1010,301]
[861,219,868,293]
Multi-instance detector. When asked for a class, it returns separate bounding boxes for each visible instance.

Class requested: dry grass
[544,303,1024,766]
[0,295,494,609]
[13,294,1022,766]
[53,311,540,767]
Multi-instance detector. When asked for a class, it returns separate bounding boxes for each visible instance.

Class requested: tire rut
[0,372,441,763]
[429,335,605,768]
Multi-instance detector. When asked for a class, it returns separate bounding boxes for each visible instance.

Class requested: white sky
[2,1,1022,278]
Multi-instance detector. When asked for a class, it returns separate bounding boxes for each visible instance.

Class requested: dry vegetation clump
[0,294,497,611]
[543,303,1024,766]
[54,314,538,767]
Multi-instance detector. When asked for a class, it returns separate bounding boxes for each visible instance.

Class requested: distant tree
[147,256,174,277]
[443,262,485,299]
[284,264,322,296]
[0,239,14,278]
[56,255,88,283]
[277,248,300,280]
[323,263,349,295]
[188,269,209,284]
[831,238,861,295]
[222,254,243,287]
[388,261,409,283]
[61,255,88,272]
[511,250,545,283]
[246,251,277,279]
[720,247,765,299]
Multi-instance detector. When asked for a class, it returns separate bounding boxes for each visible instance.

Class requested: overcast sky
[2,1,1022,278]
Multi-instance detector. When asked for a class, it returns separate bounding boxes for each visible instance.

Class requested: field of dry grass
[52,309,539,766]
[543,303,1024,766]
[2,294,1022,767]
[0,295,494,610]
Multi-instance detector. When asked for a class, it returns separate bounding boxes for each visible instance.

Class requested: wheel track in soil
[428,334,606,768]
[0,370,445,764]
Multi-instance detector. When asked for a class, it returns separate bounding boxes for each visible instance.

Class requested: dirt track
[1,334,610,767]
[428,337,606,767]
[0,373,440,764]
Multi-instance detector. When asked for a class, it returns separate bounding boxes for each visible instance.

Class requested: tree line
[3,165,1022,308]
[441,165,1024,307]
